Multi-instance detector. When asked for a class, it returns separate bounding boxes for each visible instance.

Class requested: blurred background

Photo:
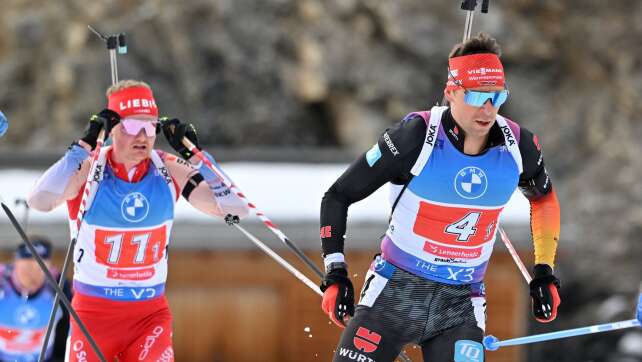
[0,0,641,361]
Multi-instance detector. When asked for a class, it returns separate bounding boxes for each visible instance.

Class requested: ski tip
[483,335,500,351]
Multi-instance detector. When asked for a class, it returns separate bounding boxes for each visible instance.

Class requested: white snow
[597,296,630,321]
[618,332,642,356]
[0,164,530,223]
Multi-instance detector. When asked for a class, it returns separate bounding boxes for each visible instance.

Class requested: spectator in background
[0,237,71,362]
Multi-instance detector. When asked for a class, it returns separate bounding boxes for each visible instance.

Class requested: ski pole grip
[181,136,196,151]
[461,0,478,11]
[482,0,490,13]
[97,129,106,144]
[106,35,117,50]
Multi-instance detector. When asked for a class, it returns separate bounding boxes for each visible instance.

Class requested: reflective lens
[463,90,509,107]
[121,119,158,137]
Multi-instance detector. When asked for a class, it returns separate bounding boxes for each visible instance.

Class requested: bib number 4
[445,212,481,242]
[413,201,500,246]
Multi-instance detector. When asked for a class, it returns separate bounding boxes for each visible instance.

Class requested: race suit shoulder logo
[454,167,488,199]
[366,144,382,167]
[121,192,150,223]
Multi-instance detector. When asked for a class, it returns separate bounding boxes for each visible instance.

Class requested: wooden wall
[164,250,527,362]
[0,248,528,362]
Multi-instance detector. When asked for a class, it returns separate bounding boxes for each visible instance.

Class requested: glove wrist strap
[325,262,348,274]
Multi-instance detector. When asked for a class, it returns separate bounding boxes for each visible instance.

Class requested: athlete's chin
[130,149,152,161]
[471,120,494,133]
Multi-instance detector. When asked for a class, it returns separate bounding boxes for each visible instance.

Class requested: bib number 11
[445,212,481,242]
[95,227,167,267]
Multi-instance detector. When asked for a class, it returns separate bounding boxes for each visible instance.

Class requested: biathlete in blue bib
[319,33,562,362]
[28,80,249,362]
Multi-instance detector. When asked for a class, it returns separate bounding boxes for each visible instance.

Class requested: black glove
[159,117,200,160]
[320,265,355,328]
[80,109,120,150]
[224,214,240,225]
[529,264,561,323]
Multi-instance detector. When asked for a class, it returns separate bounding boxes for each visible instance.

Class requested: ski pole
[39,26,126,362]
[232,222,322,296]
[484,318,641,350]
[460,0,491,41]
[1,203,107,362]
[179,136,325,279]
[484,275,642,351]
[498,227,532,283]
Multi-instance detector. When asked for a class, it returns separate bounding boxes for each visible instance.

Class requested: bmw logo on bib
[15,305,39,325]
[373,256,386,272]
[454,167,488,199]
[121,192,150,223]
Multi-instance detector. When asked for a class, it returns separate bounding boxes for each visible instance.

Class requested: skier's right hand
[320,264,354,328]
[79,109,120,150]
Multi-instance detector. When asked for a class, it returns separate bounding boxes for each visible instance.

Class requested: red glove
[529,264,561,323]
[320,266,354,328]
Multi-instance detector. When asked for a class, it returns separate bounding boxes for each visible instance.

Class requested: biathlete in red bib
[28,80,249,362]
[319,33,562,362]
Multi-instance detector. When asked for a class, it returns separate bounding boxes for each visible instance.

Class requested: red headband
[107,86,159,118]
[446,53,505,91]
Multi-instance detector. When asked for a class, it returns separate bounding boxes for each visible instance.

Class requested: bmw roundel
[121,192,150,223]
[15,305,39,325]
[454,167,488,199]
[373,257,386,272]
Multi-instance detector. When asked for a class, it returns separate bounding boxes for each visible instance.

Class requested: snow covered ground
[0,163,530,224]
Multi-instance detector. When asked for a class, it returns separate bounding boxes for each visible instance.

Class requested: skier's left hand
[160,117,200,160]
[529,264,561,323]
